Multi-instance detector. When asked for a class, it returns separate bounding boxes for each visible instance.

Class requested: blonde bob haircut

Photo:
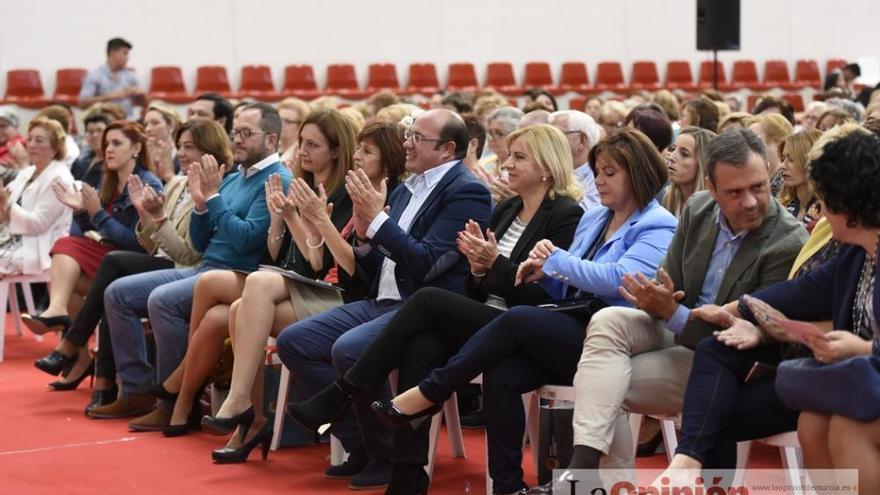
[746,112,794,144]
[504,124,582,202]
[145,101,183,132]
[778,129,822,207]
[27,116,67,161]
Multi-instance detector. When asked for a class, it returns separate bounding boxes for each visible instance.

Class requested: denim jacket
[71,165,163,252]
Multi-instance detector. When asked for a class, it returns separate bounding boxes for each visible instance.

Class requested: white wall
[1,0,877,95]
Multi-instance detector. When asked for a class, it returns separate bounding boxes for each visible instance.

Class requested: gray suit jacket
[664,191,808,348]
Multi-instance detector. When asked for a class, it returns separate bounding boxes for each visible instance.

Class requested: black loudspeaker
[696,0,740,51]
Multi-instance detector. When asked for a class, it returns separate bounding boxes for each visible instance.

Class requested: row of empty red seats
[2,59,848,108]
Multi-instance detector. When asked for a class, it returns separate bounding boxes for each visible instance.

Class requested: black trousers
[676,337,800,468]
[64,251,174,380]
[344,287,504,465]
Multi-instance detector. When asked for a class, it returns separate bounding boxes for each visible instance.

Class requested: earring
[541,176,547,182]
[132,153,139,159]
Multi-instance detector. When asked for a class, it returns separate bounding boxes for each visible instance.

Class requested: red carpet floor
[0,314,779,494]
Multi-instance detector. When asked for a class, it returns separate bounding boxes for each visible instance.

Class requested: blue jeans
[276,299,398,463]
[105,263,224,396]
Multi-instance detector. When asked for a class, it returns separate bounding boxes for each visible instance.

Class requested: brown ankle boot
[128,405,173,431]
[88,393,155,419]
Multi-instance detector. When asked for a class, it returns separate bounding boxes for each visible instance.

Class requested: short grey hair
[487,106,524,134]
[825,97,865,121]
[706,128,767,181]
[549,110,602,150]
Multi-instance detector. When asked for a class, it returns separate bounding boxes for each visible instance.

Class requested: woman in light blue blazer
[372,128,678,493]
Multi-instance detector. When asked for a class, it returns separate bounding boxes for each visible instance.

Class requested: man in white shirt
[276,109,492,489]
[549,110,603,210]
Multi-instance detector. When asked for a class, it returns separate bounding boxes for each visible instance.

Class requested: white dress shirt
[574,161,601,211]
[367,160,458,301]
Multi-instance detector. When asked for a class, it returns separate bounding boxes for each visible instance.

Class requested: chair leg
[525,392,540,473]
[732,441,752,486]
[0,281,9,362]
[271,365,291,451]
[329,434,347,466]
[427,409,443,478]
[444,393,466,458]
[9,283,22,337]
[780,446,804,495]
[21,282,42,342]
[628,413,644,454]
[660,419,678,463]
[485,428,494,495]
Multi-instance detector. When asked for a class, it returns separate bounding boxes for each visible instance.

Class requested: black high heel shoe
[164,399,204,437]
[285,379,356,433]
[149,383,179,401]
[371,400,443,430]
[201,406,255,437]
[34,350,76,376]
[47,359,94,391]
[211,423,273,464]
[22,314,72,336]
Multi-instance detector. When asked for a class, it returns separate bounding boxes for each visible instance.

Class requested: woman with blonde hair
[143,101,182,182]
[276,97,310,168]
[748,112,794,196]
[0,117,74,276]
[287,127,675,493]
[663,126,716,216]
[779,129,823,231]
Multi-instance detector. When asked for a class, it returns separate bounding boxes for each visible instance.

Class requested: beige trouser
[572,306,695,468]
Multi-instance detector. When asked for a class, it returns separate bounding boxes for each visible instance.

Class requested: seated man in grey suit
[531,128,809,492]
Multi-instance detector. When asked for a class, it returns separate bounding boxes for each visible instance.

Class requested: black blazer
[750,244,880,341]
[466,194,583,307]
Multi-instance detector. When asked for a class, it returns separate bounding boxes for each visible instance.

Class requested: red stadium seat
[365,63,401,94]
[698,61,732,91]
[763,60,798,90]
[825,58,847,76]
[731,60,768,91]
[148,66,190,103]
[551,62,594,94]
[53,68,87,105]
[447,63,479,92]
[594,62,627,93]
[629,61,661,91]
[281,65,321,100]
[782,93,805,112]
[569,97,586,110]
[523,62,555,92]
[325,64,367,99]
[404,63,439,95]
[195,66,234,98]
[4,69,47,108]
[665,61,698,92]
[485,62,521,96]
[794,60,822,89]
[239,65,281,101]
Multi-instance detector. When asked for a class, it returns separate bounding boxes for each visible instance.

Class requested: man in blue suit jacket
[276,109,492,489]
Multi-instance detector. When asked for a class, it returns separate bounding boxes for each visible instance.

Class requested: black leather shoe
[324,447,368,479]
[34,350,75,376]
[163,399,203,437]
[210,423,272,464]
[47,359,94,391]
[348,459,392,490]
[22,314,72,336]
[201,406,255,437]
[384,462,429,495]
[370,400,442,430]
[85,387,118,416]
[286,379,355,433]
[149,383,179,401]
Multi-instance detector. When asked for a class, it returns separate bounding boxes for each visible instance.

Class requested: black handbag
[775,355,880,422]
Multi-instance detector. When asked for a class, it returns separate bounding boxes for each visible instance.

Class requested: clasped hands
[619,267,684,320]
[345,169,387,240]
[187,154,225,211]
[457,220,498,275]
[128,175,165,223]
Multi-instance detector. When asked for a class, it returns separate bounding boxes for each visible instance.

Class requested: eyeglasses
[404,129,448,145]
[281,119,302,126]
[487,130,506,140]
[560,130,583,137]
[230,128,266,140]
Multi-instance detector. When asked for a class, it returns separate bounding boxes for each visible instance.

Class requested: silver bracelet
[306,236,325,249]
[268,227,285,242]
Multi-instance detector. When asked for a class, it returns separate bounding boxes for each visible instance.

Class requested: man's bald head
[518,109,551,129]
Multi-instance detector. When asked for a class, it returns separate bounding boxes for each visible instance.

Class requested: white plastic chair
[732,432,804,494]
[0,272,50,361]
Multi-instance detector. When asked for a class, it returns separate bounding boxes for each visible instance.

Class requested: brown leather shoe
[88,393,155,419]
[128,405,172,432]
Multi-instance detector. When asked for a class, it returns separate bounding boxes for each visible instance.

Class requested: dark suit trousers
[343,287,503,465]
[676,337,799,468]
[64,251,174,380]
[419,305,587,492]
